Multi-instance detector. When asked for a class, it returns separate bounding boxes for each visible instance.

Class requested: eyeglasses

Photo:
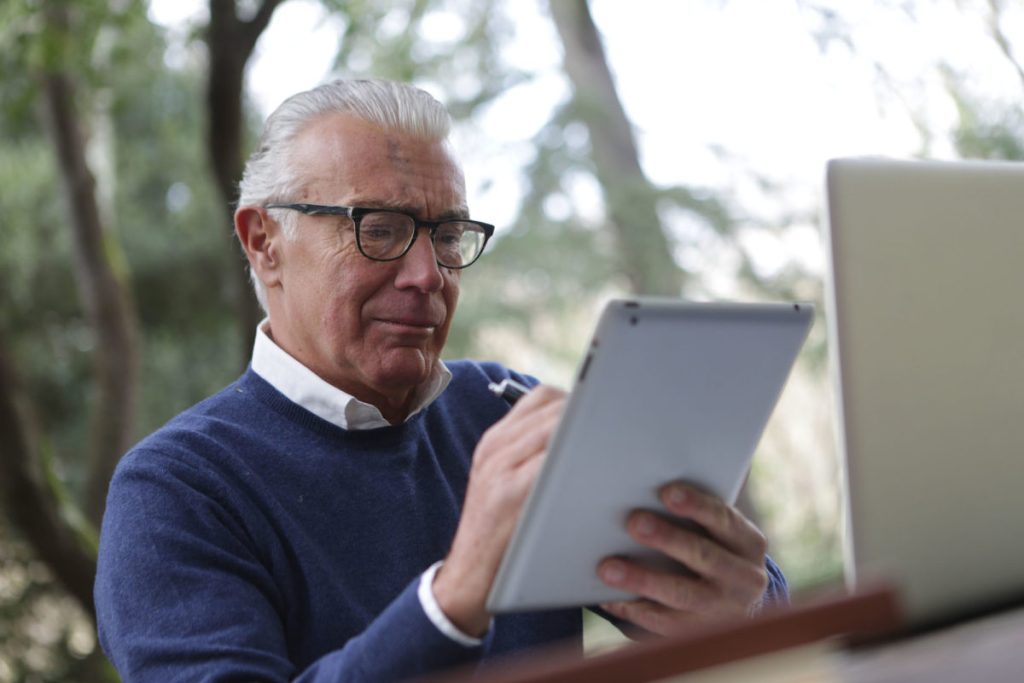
[265,203,495,269]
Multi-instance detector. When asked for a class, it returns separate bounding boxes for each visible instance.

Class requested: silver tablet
[486,298,813,613]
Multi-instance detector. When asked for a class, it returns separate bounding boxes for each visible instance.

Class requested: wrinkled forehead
[289,113,467,214]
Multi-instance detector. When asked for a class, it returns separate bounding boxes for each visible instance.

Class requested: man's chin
[371,348,437,391]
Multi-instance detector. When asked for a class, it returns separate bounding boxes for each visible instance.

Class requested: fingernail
[667,486,687,506]
[634,513,656,537]
[601,561,625,585]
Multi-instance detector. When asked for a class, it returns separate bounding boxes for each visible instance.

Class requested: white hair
[236,79,454,312]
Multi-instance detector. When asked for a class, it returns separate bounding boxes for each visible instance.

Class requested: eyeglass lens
[358,212,486,267]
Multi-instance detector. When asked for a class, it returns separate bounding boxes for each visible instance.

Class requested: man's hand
[433,385,566,636]
[596,483,769,636]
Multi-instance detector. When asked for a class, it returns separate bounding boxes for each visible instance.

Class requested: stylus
[487,378,530,405]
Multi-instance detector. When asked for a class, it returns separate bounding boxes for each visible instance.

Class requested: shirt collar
[250,320,451,430]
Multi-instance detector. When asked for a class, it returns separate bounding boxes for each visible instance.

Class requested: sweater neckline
[237,368,425,442]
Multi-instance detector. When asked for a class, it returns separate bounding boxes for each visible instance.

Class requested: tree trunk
[0,340,98,617]
[548,0,683,296]
[40,48,140,529]
[206,0,285,360]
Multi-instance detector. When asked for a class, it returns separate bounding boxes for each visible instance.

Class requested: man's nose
[394,228,444,292]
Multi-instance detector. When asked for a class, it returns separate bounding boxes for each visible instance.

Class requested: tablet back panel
[826,158,1024,626]
[487,299,812,612]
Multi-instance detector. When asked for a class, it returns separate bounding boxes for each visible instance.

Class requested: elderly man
[95,79,786,682]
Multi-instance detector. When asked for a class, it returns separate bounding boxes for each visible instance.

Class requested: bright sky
[148,0,1024,281]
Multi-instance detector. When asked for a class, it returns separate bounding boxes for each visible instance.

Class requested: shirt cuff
[418,561,490,648]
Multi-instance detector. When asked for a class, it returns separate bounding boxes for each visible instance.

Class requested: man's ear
[235,206,283,289]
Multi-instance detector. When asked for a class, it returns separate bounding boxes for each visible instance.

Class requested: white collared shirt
[250,321,452,430]
[249,321,484,646]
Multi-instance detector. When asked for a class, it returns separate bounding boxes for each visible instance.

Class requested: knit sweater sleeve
[292,578,482,682]
[95,446,483,683]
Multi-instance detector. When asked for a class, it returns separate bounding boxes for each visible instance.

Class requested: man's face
[264,113,466,417]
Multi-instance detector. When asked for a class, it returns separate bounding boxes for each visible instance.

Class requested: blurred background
[2,0,1023,679]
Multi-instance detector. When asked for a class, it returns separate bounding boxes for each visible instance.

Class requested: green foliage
[0,1,239,476]
[749,451,844,594]
[945,69,1024,161]
[0,138,93,473]
[0,2,237,679]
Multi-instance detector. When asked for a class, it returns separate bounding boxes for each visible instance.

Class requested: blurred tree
[0,345,112,681]
[548,0,682,296]
[0,1,144,676]
[547,0,781,532]
[38,2,141,533]
[0,0,139,617]
[205,0,285,360]
[944,0,1024,161]
[0,0,244,678]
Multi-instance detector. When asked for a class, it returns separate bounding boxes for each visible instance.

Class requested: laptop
[825,157,1024,629]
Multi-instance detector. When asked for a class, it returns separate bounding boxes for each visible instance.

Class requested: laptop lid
[825,157,1024,627]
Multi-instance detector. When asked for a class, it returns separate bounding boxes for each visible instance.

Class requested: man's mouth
[373,317,439,332]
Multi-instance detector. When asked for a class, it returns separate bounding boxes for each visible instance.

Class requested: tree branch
[986,0,1024,93]
[241,0,287,54]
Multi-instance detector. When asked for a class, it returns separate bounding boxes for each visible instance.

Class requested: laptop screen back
[825,157,1024,626]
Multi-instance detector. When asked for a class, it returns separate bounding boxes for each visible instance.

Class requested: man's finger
[658,483,768,562]
[506,383,565,414]
[623,511,768,601]
[476,397,564,468]
[596,557,721,615]
[598,598,701,636]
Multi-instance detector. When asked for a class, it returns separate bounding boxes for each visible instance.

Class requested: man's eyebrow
[435,208,471,221]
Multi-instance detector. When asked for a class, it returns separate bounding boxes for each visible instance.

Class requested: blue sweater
[95,360,786,682]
